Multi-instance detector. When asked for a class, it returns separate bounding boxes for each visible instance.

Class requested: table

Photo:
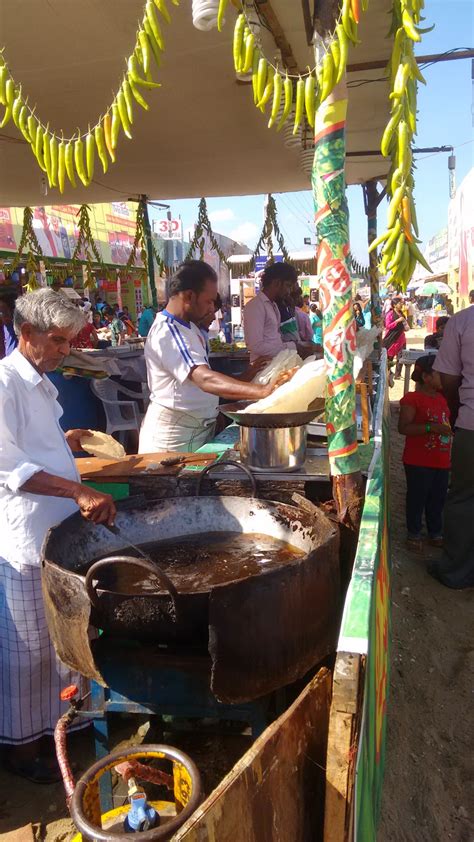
[398,348,437,394]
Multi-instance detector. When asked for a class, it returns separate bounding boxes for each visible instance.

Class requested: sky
[150,1,473,263]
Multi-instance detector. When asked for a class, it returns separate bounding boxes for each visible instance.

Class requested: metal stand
[90,645,278,812]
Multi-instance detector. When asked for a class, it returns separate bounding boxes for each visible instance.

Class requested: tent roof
[0,0,392,207]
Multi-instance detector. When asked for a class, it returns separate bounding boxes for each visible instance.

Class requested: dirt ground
[0,332,472,841]
[378,365,474,842]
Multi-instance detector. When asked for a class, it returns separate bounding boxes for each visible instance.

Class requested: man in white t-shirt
[139,260,274,453]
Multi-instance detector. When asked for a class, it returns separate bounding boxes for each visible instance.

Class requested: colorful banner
[0,201,145,266]
[336,353,391,840]
[312,95,360,476]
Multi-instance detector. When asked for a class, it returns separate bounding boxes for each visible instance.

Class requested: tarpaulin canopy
[0,0,392,207]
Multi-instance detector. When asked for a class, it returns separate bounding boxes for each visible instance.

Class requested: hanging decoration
[125,200,164,305]
[348,252,370,281]
[226,0,368,136]
[252,194,291,266]
[370,0,433,289]
[187,198,229,266]
[12,206,46,292]
[0,0,180,189]
[71,205,106,290]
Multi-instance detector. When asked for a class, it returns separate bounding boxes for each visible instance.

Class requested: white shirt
[208,309,222,340]
[243,292,296,362]
[0,349,80,570]
[144,311,219,420]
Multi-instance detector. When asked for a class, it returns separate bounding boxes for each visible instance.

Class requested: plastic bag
[252,348,303,385]
[354,326,380,379]
[244,359,327,414]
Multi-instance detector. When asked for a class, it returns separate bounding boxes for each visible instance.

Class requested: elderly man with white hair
[0,288,116,782]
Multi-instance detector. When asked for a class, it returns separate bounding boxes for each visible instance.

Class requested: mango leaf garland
[188,198,229,266]
[71,204,105,289]
[13,206,46,292]
[125,200,164,306]
[253,194,291,266]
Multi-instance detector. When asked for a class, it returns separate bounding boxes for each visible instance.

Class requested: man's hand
[66,429,93,453]
[73,485,116,525]
[260,367,299,397]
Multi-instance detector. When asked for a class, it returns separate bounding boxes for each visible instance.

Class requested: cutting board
[76,451,218,481]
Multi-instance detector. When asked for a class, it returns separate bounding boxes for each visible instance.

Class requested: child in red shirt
[398,355,452,552]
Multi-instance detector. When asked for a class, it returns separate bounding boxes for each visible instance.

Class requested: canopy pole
[140,195,158,310]
[362,180,384,328]
[312,77,364,530]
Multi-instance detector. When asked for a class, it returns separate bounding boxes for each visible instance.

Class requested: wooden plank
[76,452,218,480]
[172,668,332,842]
[324,653,364,842]
[359,383,370,445]
[257,0,299,75]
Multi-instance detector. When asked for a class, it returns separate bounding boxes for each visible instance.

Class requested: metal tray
[220,399,325,429]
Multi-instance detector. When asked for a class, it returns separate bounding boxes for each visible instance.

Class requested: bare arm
[398,404,451,437]
[438,372,461,426]
[189,365,272,400]
[22,471,116,525]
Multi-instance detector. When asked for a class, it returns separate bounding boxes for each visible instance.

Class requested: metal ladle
[100,523,179,613]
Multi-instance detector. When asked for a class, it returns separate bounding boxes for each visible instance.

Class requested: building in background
[408,168,473,310]
[448,167,473,309]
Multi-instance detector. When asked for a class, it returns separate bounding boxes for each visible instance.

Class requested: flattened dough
[80,430,125,459]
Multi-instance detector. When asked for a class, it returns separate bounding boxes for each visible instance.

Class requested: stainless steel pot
[239,424,307,472]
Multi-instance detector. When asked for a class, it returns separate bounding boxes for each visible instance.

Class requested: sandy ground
[378,367,474,842]
[0,330,472,841]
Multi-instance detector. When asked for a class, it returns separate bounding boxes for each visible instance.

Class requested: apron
[139,403,216,454]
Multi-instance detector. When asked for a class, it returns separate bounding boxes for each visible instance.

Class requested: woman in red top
[398,355,452,552]
[72,321,99,349]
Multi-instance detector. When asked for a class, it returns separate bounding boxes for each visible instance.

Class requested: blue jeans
[404,464,449,538]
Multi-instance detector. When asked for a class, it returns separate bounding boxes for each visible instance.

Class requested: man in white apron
[139,260,274,453]
[0,289,116,782]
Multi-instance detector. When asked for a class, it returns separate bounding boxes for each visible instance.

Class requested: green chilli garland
[228,0,368,135]
[0,0,179,191]
[370,0,433,289]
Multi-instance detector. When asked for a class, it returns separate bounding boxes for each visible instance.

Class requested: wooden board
[173,668,332,842]
[324,653,365,842]
[76,451,218,481]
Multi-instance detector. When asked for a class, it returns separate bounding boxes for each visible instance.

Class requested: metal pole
[363,181,383,328]
[140,195,158,309]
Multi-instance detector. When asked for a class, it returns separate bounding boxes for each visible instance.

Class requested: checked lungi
[0,563,88,744]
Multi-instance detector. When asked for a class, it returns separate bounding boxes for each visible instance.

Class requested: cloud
[208,208,236,223]
[229,221,259,247]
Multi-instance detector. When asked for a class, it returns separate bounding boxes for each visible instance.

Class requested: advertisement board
[153,217,183,240]
[0,201,148,267]
[334,353,391,842]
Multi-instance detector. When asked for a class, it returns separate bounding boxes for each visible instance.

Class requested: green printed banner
[312,96,360,476]
[337,355,391,841]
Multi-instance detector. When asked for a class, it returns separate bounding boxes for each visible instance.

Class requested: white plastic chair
[90,379,143,444]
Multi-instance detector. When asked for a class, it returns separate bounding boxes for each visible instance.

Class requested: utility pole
[362,180,386,328]
[140,194,158,309]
